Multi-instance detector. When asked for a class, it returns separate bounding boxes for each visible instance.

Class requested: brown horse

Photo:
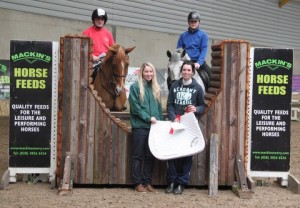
[92,44,135,111]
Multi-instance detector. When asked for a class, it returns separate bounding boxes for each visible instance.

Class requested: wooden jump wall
[56,36,250,187]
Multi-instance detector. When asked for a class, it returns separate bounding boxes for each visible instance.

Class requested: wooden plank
[231,155,252,199]
[70,38,81,183]
[247,176,256,193]
[101,109,112,184]
[125,131,133,184]
[93,102,101,183]
[109,116,118,183]
[119,121,132,184]
[209,80,221,89]
[210,43,223,185]
[56,37,65,186]
[197,116,209,185]
[189,115,208,185]
[231,185,253,199]
[211,59,222,66]
[86,88,95,183]
[288,174,300,194]
[291,107,300,121]
[238,43,249,161]
[61,37,72,183]
[207,88,221,95]
[115,121,125,184]
[234,155,249,191]
[209,133,218,197]
[218,42,230,184]
[76,37,89,183]
[204,93,216,101]
[227,43,239,184]
[211,51,222,58]
[0,169,10,190]
[58,152,73,196]
[210,74,221,81]
[211,66,221,74]
[94,104,111,184]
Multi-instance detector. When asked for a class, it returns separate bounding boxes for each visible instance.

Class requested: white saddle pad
[149,112,205,160]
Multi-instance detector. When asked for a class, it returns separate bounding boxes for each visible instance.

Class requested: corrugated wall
[0,0,300,50]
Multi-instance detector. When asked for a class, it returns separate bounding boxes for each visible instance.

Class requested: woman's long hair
[137,62,161,102]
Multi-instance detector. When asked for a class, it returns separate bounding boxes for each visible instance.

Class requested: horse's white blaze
[121,61,125,86]
[168,60,183,80]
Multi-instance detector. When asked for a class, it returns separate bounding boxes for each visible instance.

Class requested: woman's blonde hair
[137,62,161,102]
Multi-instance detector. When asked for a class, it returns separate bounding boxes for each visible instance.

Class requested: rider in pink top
[83,8,115,63]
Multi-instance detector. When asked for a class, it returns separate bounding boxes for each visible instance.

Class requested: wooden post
[232,155,253,199]
[288,174,300,194]
[0,169,10,190]
[58,152,73,196]
[209,133,218,197]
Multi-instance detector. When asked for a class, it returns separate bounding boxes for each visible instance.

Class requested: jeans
[166,155,193,185]
[131,128,154,186]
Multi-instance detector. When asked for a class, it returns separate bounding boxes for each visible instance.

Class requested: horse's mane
[103,44,125,64]
[169,48,190,62]
[109,43,121,51]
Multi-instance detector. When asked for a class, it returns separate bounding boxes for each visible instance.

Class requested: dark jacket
[167,78,205,121]
[129,81,163,129]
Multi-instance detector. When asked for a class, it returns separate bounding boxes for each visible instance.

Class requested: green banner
[9,40,52,167]
[250,48,293,172]
[0,59,10,99]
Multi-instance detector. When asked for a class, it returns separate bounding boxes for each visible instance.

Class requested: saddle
[91,53,106,84]
[196,61,211,92]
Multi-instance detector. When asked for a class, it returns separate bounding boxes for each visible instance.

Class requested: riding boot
[165,182,175,194]
[173,184,184,195]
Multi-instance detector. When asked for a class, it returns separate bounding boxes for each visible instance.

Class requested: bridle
[111,55,128,85]
[98,53,128,108]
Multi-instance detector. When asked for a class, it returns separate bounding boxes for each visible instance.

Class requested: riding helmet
[92,8,108,24]
[188,11,200,21]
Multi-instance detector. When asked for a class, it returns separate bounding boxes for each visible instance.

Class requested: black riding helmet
[188,11,200,21]
[92,8,108,24]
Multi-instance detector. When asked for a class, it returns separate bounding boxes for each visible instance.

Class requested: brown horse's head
[103,44,135,95]
[94,43,135,111]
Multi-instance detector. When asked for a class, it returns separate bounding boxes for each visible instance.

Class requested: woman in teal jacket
[129,62,163,193]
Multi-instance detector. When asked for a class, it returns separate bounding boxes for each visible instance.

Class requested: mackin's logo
[11,51,51,64]
[0,64,7,73]
[255,59,292,71]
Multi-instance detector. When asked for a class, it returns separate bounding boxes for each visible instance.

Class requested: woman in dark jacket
[166,60,206,195]
[129,62,163,193]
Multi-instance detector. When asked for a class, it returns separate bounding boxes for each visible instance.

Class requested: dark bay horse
[92,44,135,111]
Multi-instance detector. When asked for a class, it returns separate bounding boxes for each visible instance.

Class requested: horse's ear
[125,46,135,54]
[167,50,171,58]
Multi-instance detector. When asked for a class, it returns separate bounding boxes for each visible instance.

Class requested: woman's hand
[92,55,99,63]
[173,118,180,122]
[150,117,157,124]
[194,63,200,70]
[186,105,196,113]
